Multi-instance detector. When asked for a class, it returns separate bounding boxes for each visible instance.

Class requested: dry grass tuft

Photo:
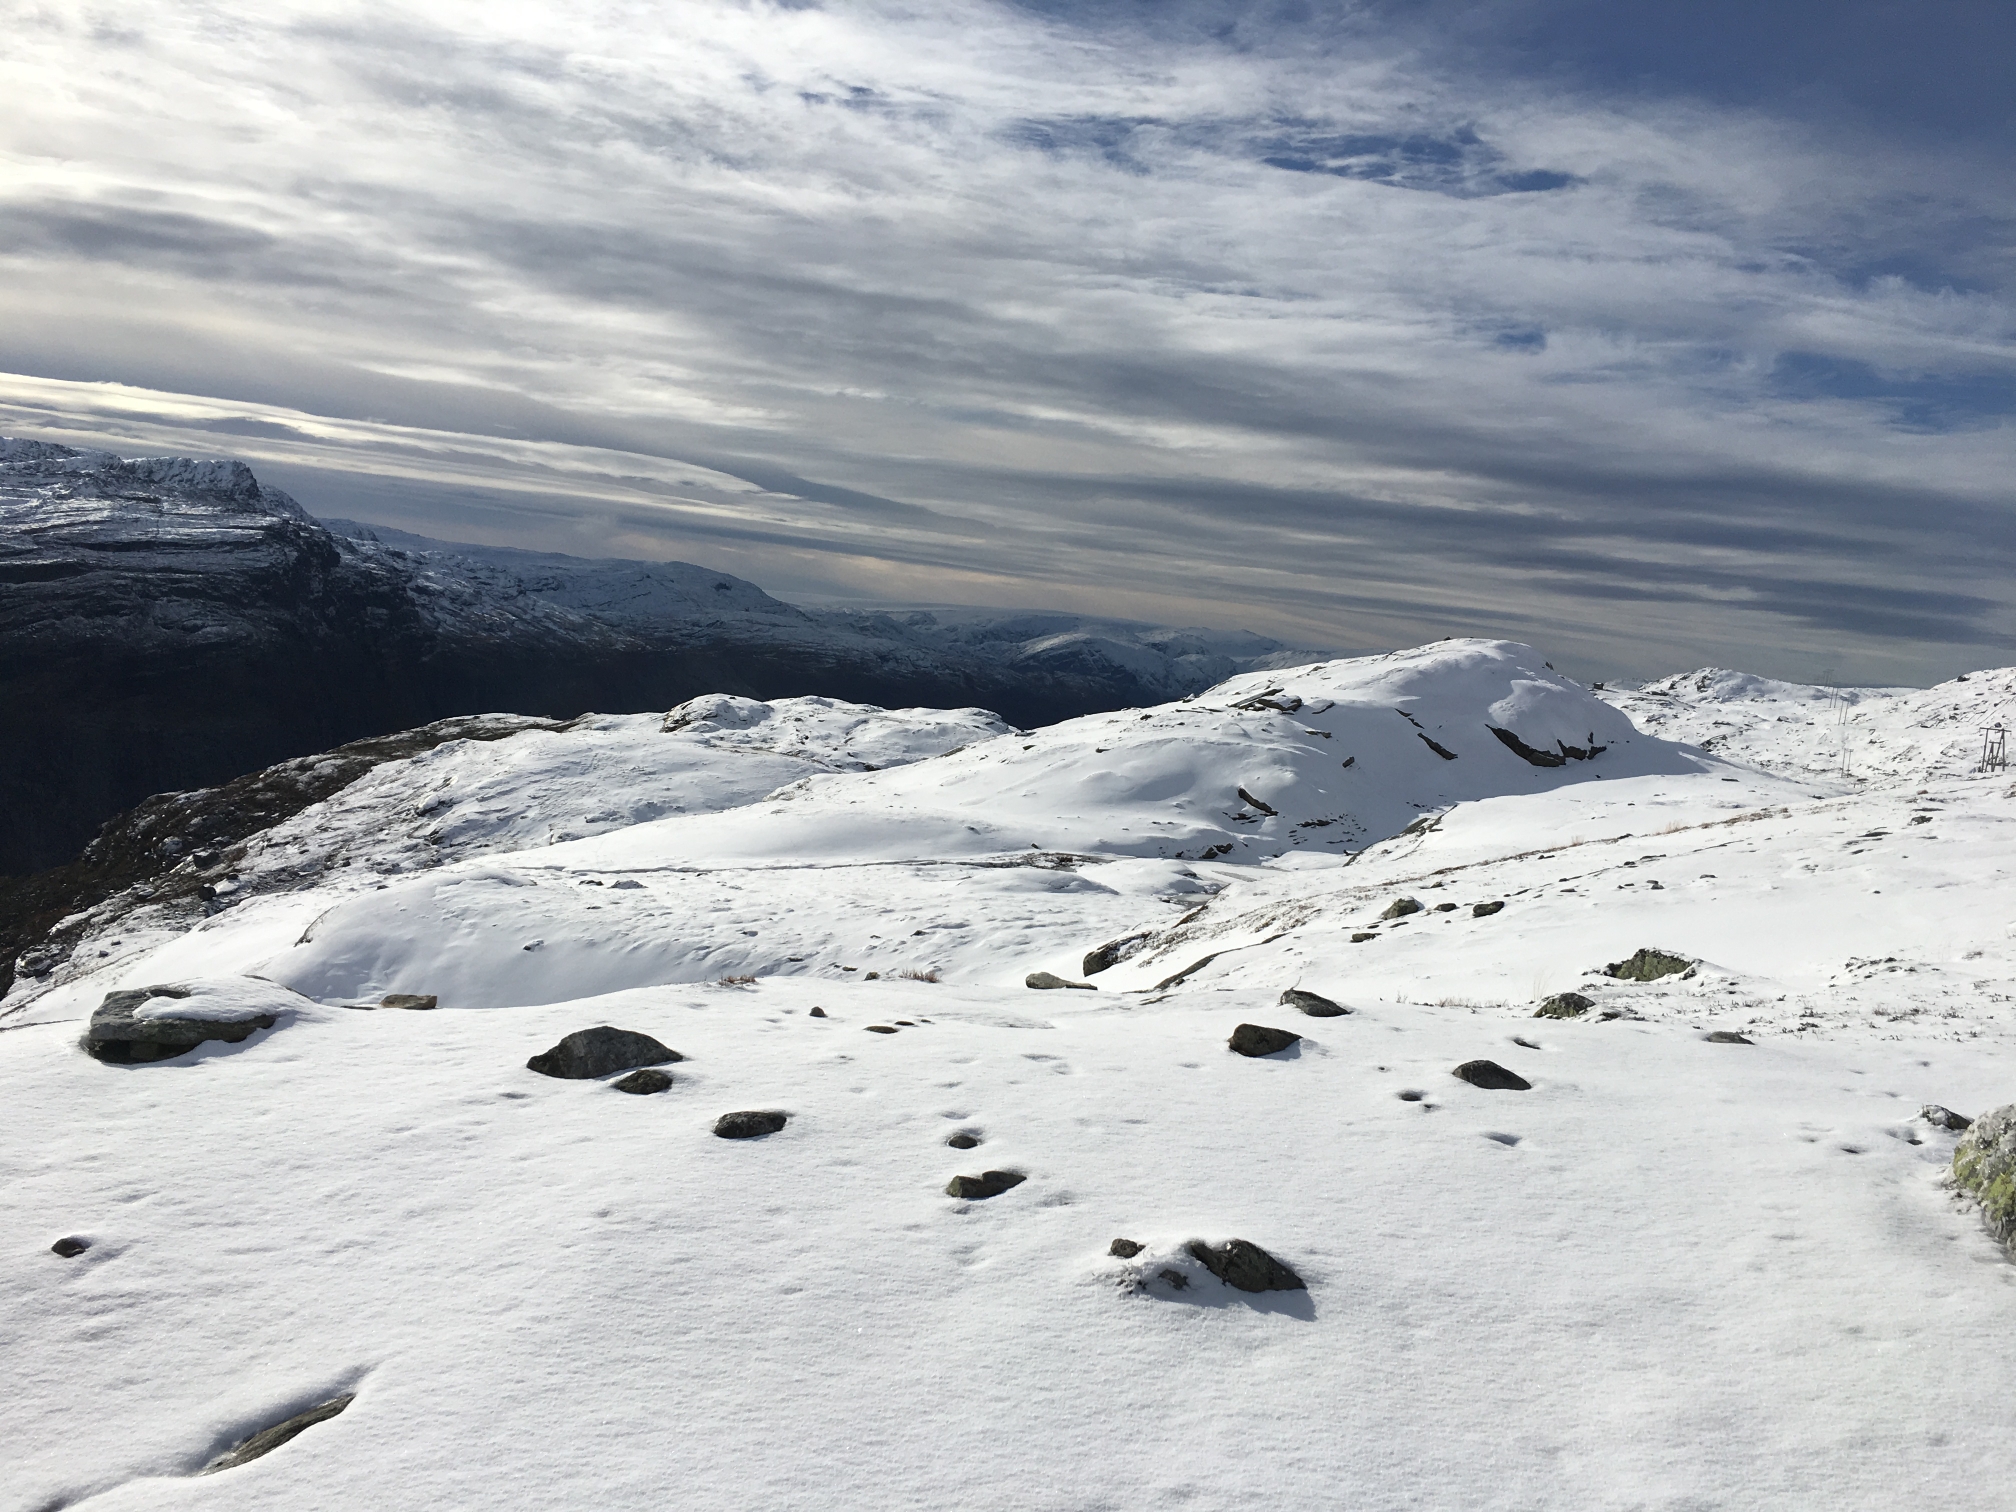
[898,967,943,983]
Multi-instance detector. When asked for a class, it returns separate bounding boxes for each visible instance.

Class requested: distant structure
[1981,722,2009,772]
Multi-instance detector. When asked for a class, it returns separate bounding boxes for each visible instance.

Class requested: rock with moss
[1952,1103,2016,1253]
[1605,948,1694,982]
[1535,992,1593,1019]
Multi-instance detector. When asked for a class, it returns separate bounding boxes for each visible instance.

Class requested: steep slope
[0,441,1312,874]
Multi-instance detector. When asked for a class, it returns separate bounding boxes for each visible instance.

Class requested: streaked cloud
[1,0,2010,683]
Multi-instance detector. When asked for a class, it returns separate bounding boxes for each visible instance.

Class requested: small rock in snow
[1158,1268,1190,1290]
[1606,948,1694,982]
[1473,901,1506,917]
[809,1006,828,1017]
[1380,897,1423,920]
[1082,932,1152,976]
[1702,1031,1753,1044]
[200,1393,355,1475]
[379,993,438,1011]
[1535,992,1594,1019]
[1452,1059,1531,1090]
[946,1170,1026,1200]
[1026,971,1096,990]
[715,1110,789,1139]
[612,1068,673,1095]
[1921,1104,1972,1132]
[1109,1237,1145,1258]
[526,1027,681,1080]
[1186,1238,1307,1292]
[947,1132,980,1149]
[1432,902,1458,912]
[1351,932,1377,943]
[1280,988,1349,1017]
[865,1025,899,1034]
[1228,1023,1301,1057]
[51,1235,90,1258]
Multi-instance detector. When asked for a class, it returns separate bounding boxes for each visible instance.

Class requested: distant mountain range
[0,438,1318,874]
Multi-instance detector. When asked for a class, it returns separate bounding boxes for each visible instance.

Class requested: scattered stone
[864,971,880,980]
[1083,932,1153,976]
[612,1068,673,1095]
[714,1109,789,1139]
[1452,1059,1531,1090]
[1152,955,1220,991]
[1109,1238,1144,1259]
[947,1132,980,1149]
[894,1020,915,1027]
[1703,1030,1753,1044]
[946,1170,1025,1200]
[809,1007,828,1018]
[1228,1023,1301,1057]
[1396,1090,1424,1102]
[1186,1238,1306,1292]
[1952,1103,2016,1253]
[1157,1268,1190,1290]
[1235,786,1279,816]
[200,1394,355,1475]
[1351,932,1377,943]
[1512,1035,1540,1049]
[1380,897,1423,920]
[1026,971,1096,990]
[1432,902,1458,912]
[525,1027,680,1080]
[80,987,277,1064]
[1922,1104,1973,1132]
[50,1236,90,1258]
[1606,948,1694,982]
[865,1025,899,1034]
[379,993,437,1011]
[1473,901,1505,917]
[1535,992,1594,1019]
[1280,988,1349,1017]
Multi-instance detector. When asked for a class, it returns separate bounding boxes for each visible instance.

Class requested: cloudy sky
[2,0,2011,682]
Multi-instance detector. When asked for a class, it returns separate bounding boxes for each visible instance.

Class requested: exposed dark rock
[1026,971,1096,990]
[1953,1103,2016,1253]
[1082,932,1152,976]
[1418,734,1459,761]
[714,1109,789,1139]
[1606,948,1694,982]
[1380,897,1423,920]
[865,1025,899,1034]
[947,1132,980,1149]
[50,1235,90,1258]
[1702,1030,1753,1044]
[1396,1089,1424,1102]
[612,1068,673,1095]
[200,1393,355,1475]
[379,993,437,1011]
[1487,725,1567,766]
[1186,1238,1306,1292]
[1228,1023,1301,1057]
[1350,931,1377,943]
[1280,987,1349,1017]
[1452,1059,1531,1090]
[808,1006,827,1017]
[1109,1237,1144,1259]
[1535,992,1594,1019]
[1157,1267,1190,1289]
[946,1169,1025,1200]
[1236,786,1278,816]
[1473,901,1505,917]
[1922,1104,1973,1132]
[525,1026,680,1079]
[80,986,277,1063]
[1152,955,1221,990]
[1432,902,1457,912]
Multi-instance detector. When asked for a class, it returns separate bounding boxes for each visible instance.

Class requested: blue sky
[0,0,2010,682]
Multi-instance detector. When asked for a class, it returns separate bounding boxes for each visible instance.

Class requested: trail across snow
[5,639,2014,1511]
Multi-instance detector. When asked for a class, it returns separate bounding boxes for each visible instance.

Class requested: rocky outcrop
[1535,992,1593,1019]
[80,986,277,1063]
[1185,1239,1306,1292]
[1606,948,1694,982]
[1280,988,1348,1017]
[200,1394,355,1475]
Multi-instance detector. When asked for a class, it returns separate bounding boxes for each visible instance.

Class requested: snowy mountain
[6,637,2013,1509]
[0,440,1314,874]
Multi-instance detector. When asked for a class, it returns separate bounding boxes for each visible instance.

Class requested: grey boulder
[1953,1103,2016,1253]
[1279,988,1349,1017]
[1380,897,1423,920]
[1452,1059,1531,1090]
[201,1393,355,1475]
[714,1110,789,1139]
[613,1068,673,1095]
[1228,1023,1301,1057]
[81,987,276,1064]
[1606,948,1694,982]
[1026,971,1096,990]
[1535,992,1594,1019]
[946,1169,1025,1200]
[526,1027,681,1080]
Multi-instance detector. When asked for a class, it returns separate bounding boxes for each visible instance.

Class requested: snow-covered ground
[6,639,2013,1511]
